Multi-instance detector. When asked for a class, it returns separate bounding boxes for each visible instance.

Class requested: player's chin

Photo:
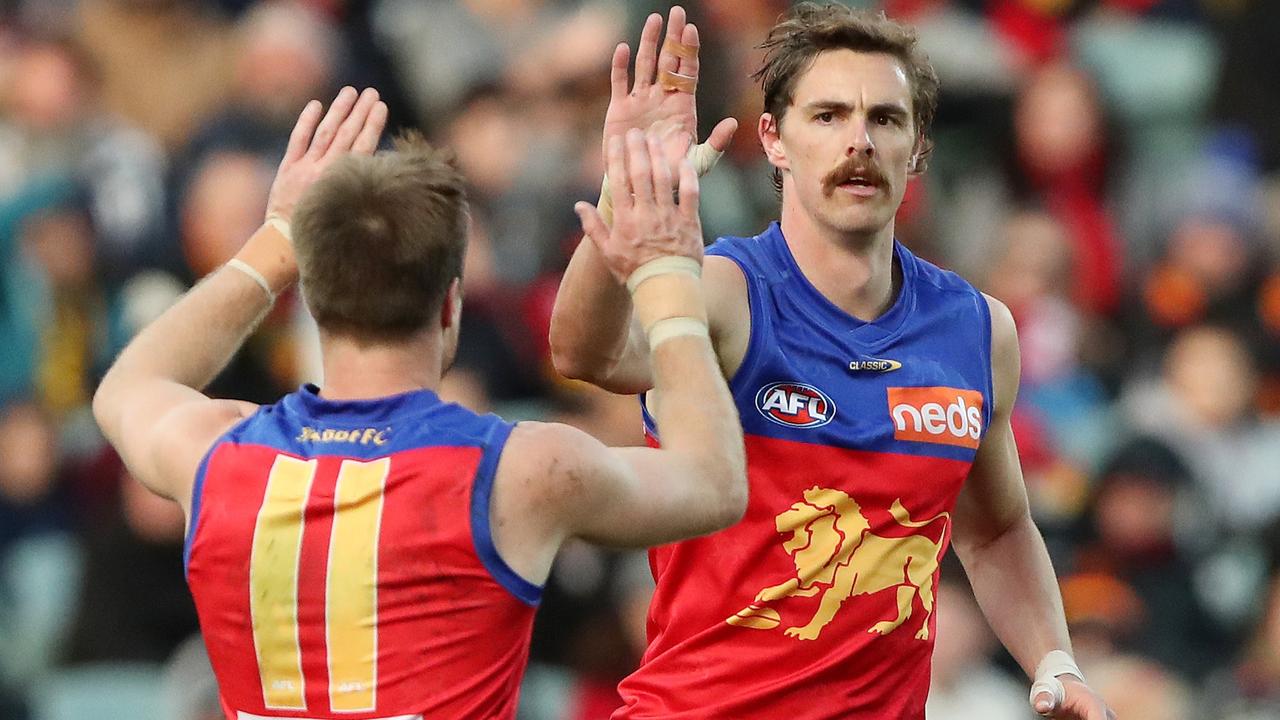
[828,207,891,236]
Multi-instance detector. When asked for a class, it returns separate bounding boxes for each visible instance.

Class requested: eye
[874,114,897,126]
[815,111,835,124]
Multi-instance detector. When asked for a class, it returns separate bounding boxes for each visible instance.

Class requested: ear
[758,112,789,174]
[907,133,927,176]
[440,278,463,330]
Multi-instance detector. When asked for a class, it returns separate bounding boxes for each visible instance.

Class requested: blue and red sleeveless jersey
[616,223,994,719]
[184,385,541,720]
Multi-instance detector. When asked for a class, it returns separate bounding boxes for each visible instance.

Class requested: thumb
[1033,690,1056,716]
[707,116,738,153]
[573,201,610,250]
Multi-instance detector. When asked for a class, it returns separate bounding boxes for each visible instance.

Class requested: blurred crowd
[0,0,1278,718]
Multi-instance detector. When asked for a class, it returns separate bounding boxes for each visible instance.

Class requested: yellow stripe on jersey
[250,455,317,711]
[326,458,390,712]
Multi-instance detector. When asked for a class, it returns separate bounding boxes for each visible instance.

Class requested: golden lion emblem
[727,487,948,641]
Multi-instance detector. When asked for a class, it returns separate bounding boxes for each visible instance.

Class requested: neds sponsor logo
[887,387,983,449]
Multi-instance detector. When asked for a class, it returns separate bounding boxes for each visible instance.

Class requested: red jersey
[616,226,994,719]
[185,385,541,720]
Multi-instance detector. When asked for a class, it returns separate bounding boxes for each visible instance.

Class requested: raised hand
[266,86,388,223]
[602,6,736,176]
[1034,676,1115,720]
[575,128,703,285]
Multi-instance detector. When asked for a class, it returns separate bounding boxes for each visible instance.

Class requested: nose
[847,117,874,158]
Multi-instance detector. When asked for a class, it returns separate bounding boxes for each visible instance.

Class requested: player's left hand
[602,6,736,177]
[265,85,388,224]
[1033,675,1115,720]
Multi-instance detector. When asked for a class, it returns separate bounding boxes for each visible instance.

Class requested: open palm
[602,6,736,175]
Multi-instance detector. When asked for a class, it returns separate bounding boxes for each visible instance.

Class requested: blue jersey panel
[699,222,994,463]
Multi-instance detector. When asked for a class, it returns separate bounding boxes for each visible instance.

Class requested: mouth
[834,175,881,198]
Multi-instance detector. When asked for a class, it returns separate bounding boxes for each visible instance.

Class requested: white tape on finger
[1029,650,1084,714]
[688,142,723,177]
[1030,676,1065,715]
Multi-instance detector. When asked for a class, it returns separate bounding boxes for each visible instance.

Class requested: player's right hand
[602,6,736,177]
[265,86,388,224]
[1034,676,1116,720]
[574,127,702,285]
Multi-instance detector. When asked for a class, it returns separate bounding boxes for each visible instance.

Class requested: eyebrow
[801,100,910,118]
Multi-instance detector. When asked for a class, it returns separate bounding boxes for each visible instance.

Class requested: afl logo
[756,382,836,428]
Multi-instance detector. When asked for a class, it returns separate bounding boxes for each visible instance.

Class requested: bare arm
[93,87,387,508]
[493,127,746,582]
[549,6,736,391]
[952,295,1111,720]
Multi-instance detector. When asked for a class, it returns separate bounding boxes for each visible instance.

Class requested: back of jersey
[185,385,541,720]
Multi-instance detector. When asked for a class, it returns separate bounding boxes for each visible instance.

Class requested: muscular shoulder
[981,294,1021,417]
[151,399,256,508]
[498,421,617,520]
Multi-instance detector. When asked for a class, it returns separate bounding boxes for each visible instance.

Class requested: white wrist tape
[625,256,702,294]
[226,258,275,303]
[265,213,292,242]
[597,141,724,226]
[688,141,724,177]
[646,316,709,349]
[1030,650,1084,711]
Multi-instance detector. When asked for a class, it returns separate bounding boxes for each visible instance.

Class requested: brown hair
[753,2,940,188]
[293,131,468,340]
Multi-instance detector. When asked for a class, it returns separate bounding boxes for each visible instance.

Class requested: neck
[318,329,444,401]
[779,193,900,321]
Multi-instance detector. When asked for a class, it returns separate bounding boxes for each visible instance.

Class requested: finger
[326,87,380,159]
[631,13,662,92]
[677,158,700,225]
[676,21,699,78]
[1032,691,1055,716]
[707,116,738,153]
[606,135,632,210]
[610,43,630,102]
[656,5,687,78]
[283,100,323,163]
[626,129,654,206]
[574,201,610,250]
[648,133,674,210]
[307,86,359,159]
[352,101,388,155]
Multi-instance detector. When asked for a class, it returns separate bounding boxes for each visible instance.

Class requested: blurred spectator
[74,0,235,151]
[0,401,81,718]
[61,470,197,666]
[924,578,1027,720]
[1214,0,1280,174]
[179,0,342,166]
[1203,533,1280,719]
[1072,438,1229,677]
[1122,325,1280,534]
[0,37,169,286]
[1088,654,1193,720]
[1008,61,1124,316]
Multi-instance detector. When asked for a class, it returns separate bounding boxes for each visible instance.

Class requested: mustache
[821,156,885,194]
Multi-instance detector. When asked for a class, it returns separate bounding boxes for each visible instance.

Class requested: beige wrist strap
[647,316,709,349]
[226,258,275,303]
[625,256,702,294]
[1030,650,1084,712]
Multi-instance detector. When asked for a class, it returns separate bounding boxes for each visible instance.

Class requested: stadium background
[0,0,1278,717]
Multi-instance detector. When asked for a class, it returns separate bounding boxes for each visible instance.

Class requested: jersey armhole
[709,251,766,390]
[469,420,544,606]
[183,411,257,576]
[977,292,995,432]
